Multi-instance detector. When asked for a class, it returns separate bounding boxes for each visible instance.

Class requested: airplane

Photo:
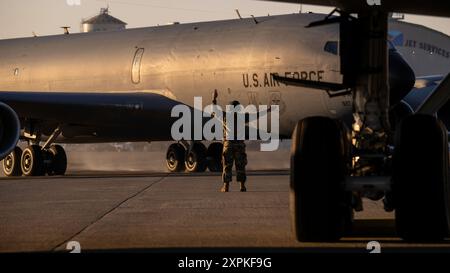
[0,0,449,242]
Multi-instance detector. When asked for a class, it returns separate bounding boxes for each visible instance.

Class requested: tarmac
[1,150,450,253]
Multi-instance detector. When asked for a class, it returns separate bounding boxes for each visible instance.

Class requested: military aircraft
[0,0,449,242]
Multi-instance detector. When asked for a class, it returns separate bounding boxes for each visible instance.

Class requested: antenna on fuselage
[61,26,71,35]
[251,15,259,24]
[235,8,257,24]
[235,9,243,19]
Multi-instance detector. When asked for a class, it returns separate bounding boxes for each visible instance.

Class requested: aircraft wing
[0,91,182,141]
[260,0,450,17]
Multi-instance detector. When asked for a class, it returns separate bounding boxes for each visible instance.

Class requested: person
[220,100,248,192]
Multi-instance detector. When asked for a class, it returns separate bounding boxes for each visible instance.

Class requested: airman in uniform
[220,100,248,192]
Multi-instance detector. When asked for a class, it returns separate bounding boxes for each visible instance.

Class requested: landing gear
[166,142,223,173]
[166,143,186,172]
[206,142,223,172]
[393,114,450,241]
[290,117,351,242]
[47,145,67,176]
[2,144,68,177]
[3,147,23,176]
[185,142,207,173]
[290,114,450,242]
[21,145,46,176]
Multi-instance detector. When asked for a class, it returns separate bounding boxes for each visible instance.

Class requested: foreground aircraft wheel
[185,142,207,173]
[393,114,450,241]
[206,142,223,172]
[47,145,67,176]
[290,117,350,242]
[166,143,186,172]
[3,146,23,176]
[21,145,45,176]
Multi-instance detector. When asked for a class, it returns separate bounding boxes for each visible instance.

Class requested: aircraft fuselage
[0,13,350,141]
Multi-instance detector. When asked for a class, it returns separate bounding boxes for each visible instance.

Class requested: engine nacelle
[0,102,20,160]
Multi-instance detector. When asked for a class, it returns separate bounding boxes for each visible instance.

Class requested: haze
[1,0,449,39]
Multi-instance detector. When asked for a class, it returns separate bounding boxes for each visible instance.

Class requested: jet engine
[0,102,20,160]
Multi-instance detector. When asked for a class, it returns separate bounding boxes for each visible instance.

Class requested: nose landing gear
[290,10,450,242]
[290,117,352,242]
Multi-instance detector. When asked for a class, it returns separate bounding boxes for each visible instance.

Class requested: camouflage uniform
[221,105,248,192]
[222,140,248,184]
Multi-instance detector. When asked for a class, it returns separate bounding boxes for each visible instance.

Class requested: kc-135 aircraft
[0,0,450,242]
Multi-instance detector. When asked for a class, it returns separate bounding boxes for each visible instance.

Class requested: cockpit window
[324,41,338,55]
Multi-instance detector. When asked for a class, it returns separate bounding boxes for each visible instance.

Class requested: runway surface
[1,169,450,253]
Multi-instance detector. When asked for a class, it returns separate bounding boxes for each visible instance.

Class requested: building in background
[81,7,127,33]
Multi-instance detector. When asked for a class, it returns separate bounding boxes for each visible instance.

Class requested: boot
[352,192,363,212]
[239,182,247,192]
[220,183,229,192]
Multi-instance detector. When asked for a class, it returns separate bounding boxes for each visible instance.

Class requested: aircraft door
[132,48,145,84]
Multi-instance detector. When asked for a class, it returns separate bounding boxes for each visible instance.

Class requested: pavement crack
[51,175,168,252]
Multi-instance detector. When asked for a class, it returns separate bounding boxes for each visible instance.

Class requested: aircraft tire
[393,114,450,241]
[207,142,223,173]
[21,145,46,176]
[290,117,350,242]
[47,145,67,176]
[3,146,23,176]
[166,143,186,172]
[185,142,207,173]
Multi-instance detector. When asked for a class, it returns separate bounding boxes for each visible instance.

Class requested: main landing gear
[166,142,223,173]
[2,126,67,177]
[3,144,67,177]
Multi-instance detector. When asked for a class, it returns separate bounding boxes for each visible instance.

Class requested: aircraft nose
[389,48,416,105]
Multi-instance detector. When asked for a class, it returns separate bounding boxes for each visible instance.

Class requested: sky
[0,0,450,39]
